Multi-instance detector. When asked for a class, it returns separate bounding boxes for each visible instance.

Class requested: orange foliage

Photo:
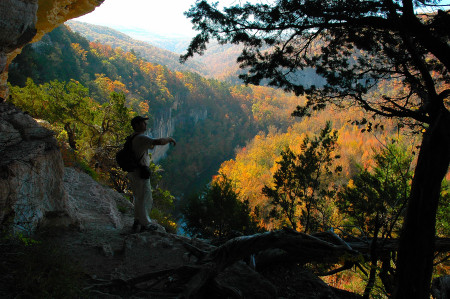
[138,101,149,114]
[94,74,129,94]
[217,104,419,230]
[89,42,113,57]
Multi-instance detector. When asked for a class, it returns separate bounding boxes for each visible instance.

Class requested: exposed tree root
[87,229,450,298]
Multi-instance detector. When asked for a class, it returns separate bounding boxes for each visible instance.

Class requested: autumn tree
[263,122,341,233]
[182,1,450,297]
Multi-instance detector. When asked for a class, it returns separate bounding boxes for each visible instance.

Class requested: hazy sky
[75,0,450,38]
[75,0,253,38]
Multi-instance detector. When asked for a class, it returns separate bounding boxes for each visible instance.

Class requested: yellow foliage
[347,179,355,189]
[138,101,149,114]
[71,43,87,61]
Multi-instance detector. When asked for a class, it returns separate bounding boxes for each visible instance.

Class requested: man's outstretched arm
[153,137,176,146]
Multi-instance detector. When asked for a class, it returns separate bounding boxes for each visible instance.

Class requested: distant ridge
[65,20,209,76]
[110,25,193,53]
[65,20,245,83]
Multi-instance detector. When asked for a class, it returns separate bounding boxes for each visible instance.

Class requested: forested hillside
[66,21,252,84]
[66,21,192,54]
[66,21,328,87]
[65,20,208,76]
[7,24,303,197]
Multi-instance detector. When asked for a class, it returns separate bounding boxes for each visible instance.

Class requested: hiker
[128,115,176,232]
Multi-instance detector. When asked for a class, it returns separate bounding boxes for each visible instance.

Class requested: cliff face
[149,103,208,163]
[0,0,104,233]
[0,0,104,99]
[149,106,177,163]
[0,102,69,233]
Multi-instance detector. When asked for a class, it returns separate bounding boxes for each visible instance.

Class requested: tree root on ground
[87,229,359,297]
[86,229,450,298]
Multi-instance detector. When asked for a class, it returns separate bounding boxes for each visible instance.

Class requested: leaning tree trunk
[394,109,450,299]
[64,123,77,150]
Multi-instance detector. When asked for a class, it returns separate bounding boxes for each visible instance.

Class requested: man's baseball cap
[131,116,149,128]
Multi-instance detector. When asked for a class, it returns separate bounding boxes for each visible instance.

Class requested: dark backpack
[116,134,139,172]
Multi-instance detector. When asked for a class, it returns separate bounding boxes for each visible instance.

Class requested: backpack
[116,134,139,172]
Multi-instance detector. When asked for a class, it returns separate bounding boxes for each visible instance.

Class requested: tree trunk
[363,215,380,299]
[394,109,450,299]
[64,123,77,150]
[379,255,395,295]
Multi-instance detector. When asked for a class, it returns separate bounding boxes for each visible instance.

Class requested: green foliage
[150,209,177,234]
[9,25,178,110]
[9,26,88,86]
[9,78,135,178]
[263,122,341,233]
[336,141,414,297]
[337,141,414,238]
[182,175,258,239]
[158,73,256,196]
[9,78,97,151]
[334,140,450,297]
[147,161,177,232]
[436,180,450,237]
[77,158,99,180]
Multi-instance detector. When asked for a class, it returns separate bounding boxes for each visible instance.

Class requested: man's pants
[128,171,153,226]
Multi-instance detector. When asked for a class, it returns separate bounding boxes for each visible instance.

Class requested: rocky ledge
[33,165,359,298]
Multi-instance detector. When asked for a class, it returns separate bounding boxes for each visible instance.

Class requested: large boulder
[63,167,133,231]
[0,102,71,233]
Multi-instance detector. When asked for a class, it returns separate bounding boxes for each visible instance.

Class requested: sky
[75,0,450,39]
[75,0,251,38]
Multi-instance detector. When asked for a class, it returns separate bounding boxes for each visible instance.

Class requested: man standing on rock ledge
[128,116,176,233]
